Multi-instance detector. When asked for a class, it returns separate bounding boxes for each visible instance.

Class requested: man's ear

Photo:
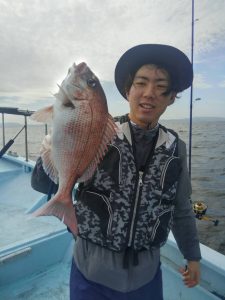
[169,92,176,105]
[125,91,130,101]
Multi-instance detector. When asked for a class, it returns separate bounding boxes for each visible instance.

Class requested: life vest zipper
[126,121,159,249]
[128,171,143,247]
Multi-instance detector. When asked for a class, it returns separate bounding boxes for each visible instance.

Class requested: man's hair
[124,63,179,98]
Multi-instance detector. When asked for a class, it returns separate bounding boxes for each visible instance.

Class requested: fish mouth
[75,62,87,73]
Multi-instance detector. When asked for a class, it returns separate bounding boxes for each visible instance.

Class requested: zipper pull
[139,171,143,186]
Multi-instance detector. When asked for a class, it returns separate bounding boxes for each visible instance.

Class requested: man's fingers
[180,266,199,288]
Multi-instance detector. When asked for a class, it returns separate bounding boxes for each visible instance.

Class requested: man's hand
[180,261,200,288]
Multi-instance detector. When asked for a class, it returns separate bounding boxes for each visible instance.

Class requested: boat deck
[0,155,73,300]
[0,259,71,300]
[0,155,66,249]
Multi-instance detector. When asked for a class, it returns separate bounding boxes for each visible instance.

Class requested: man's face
[126,64,176,129]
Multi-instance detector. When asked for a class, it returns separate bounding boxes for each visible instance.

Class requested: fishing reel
[192,201,219,226]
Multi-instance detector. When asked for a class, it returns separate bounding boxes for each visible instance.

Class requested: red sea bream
[31,62,117,235]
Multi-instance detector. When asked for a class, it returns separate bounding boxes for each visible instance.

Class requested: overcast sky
[0,0,225,122]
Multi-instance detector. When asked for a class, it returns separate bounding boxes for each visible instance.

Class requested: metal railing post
[45,124,48,135]
[1,113,5,147]
[24,116,28,161]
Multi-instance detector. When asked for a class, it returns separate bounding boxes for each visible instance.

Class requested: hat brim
[114,44,193,99]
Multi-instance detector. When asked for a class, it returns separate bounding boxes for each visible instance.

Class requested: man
[32,44,201,300]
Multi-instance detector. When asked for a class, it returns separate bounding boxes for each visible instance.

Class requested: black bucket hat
[114,44,193,99]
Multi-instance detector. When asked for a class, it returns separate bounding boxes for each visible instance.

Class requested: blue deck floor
[0,156,66,249]
[0,260,71,300]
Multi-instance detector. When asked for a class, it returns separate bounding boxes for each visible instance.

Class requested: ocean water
[1,119,225,255]
[162,119,225,256]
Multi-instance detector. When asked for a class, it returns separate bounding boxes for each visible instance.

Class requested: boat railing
[0,107,47,161]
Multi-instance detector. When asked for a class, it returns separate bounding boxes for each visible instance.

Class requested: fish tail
[32,195,78,236]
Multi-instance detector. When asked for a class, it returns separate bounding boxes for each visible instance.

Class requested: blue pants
[70,259,163,300]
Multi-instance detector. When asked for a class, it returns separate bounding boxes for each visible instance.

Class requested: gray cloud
[193,74,212,89]
[219,80,225,88]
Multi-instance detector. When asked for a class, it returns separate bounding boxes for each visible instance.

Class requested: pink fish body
[31,62,117,235]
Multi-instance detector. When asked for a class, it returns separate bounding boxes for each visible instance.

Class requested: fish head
[59,62,107,108]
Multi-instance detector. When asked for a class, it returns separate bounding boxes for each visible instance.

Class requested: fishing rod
[189,1,200,176]
[0,125,26,158]
[188,0,195,178]
[188,1,219,226]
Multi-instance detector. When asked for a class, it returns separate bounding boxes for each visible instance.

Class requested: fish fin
[78,114,118,183]
[32,195,78,236]
[102,113,118,146]
[40,134,59,184]
[77,159,97,182]
[30,105,54,123]
[96,114,118,158]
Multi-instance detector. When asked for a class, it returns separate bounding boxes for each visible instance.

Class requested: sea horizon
[1,116,225,128]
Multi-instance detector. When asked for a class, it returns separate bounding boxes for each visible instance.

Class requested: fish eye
[87,78,97,88]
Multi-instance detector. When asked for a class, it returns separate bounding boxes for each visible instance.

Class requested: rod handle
[0,139,14,158]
